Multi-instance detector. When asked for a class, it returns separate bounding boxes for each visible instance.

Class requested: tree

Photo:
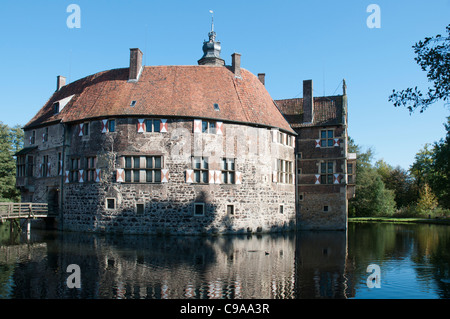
[348,137,397,217]
[389,24,450,113]
[416,183,439,214]
[375,159,416,209]
[432,116,450,208]
[0,122,22,202]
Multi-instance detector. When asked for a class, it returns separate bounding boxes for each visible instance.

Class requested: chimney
[56,75,66,91]
[258,73,265,86]
[231,53,241,78]
[129,48,143,82]
[303,80,314,123]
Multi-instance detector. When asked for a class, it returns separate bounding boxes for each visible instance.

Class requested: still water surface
[1,222,450,299]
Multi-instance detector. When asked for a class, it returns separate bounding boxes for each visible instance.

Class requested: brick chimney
[303,80,314,123]
[129,48,143,82]
[258,73,265,86]
[56,75,66,91]
[231,53,241,78]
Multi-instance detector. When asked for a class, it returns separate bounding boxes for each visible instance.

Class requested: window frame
[192,156,209,184]
[320,129,334,148]
[194,202,206,216]
[320,161,335,185]
[221,158,236,184]
[106,198,116,210]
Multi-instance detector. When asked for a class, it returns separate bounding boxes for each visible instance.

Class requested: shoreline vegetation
[349,216,450,226]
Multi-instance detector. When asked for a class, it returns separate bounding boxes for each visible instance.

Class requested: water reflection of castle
[2,231,355,299]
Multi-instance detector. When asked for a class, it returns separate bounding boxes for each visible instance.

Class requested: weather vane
[208,10,216,42]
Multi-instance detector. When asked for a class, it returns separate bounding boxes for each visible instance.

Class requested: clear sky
[0,0,449,170]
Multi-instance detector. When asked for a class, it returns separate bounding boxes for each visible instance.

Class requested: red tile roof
[275,96,344,128]
[25,65,295,134]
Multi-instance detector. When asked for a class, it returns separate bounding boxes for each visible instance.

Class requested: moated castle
[15,28,355,234]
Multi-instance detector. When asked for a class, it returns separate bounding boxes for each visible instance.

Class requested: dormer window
[53,102,60,114]
[214,103,220,111]
[130,100,137,107]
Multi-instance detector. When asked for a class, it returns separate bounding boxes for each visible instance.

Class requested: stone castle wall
[60,118,296,235]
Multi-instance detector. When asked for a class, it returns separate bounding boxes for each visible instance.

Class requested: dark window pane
[146,119,152,132]
[321,130,327,139]
[154,170,161,182]
[133,170,140,182]
[154,120,161,133]
[155,157,161,168]
[125,157,132,168]
[328,130,333,138]
[125,170,132,182]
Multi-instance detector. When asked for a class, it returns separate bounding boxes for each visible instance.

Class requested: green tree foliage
[389,24,450,113]
[416,183,439,214]
[348,138,397,217]
[430,117,450,208]
[375,159,416,209]
[0,122,23,202]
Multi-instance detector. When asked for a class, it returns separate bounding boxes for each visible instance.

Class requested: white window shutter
[186,169,194,183]
[193,119,202,133]
[161,169,169,183]
[160,119,168,133]
[137,119,145,133]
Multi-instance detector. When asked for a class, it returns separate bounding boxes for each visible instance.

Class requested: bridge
[0,203,48,223]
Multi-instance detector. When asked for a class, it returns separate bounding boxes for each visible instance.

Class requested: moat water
[1,222,450,299]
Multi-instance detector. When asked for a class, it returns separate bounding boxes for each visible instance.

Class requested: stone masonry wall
[61,118,296,235]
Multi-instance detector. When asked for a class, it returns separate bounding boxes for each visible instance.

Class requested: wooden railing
[0,203,48,221]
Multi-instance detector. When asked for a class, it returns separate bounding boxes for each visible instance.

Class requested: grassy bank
[349,217,450,226]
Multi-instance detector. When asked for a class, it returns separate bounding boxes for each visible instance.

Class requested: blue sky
[0,0,449,169]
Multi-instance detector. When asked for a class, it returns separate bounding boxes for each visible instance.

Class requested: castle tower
[198,11,225,66]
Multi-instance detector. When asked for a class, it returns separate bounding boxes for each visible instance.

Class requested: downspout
[59,122,67,230]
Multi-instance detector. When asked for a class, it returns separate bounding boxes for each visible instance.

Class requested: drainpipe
[60,122,67,230]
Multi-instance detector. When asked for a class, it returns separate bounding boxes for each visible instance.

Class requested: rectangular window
[298,193,304,201]
[347,163,354,184]
[108,119,116,132]
[106,198,116,210]
[221,158,235,184]
[70,158,79,182]
[123,156,162,183]
[145,119,161,132]
[27,156,34,177]
[277,159,294,184]
[193,156,209,183]
[320,161,334,184]
[42,155,49,177]
[82,122,89,137]
[323,205,329,212]
[16,156,26,177]
[227,205,234,216]
[279,205,284,214]
[194,203,205,216]
[31,131,36,144]
[136,203,145,215]
[43,127,48,142]
[320,130,334,148]
[86,156,96,182]
[201,121,216,134]
[58,153,62,176]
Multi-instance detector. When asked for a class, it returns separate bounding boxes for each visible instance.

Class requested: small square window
[323,205,329,212]
[106,198,116,210]
[298,193,304,201]
[194,203,205,216]
[136,203,145,215]
[227,205,234,215]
